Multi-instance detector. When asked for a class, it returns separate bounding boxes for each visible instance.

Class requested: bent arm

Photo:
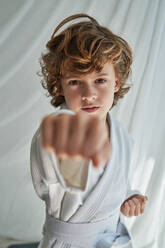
[125,180,142,201]
[30,120,90,200]
[30,126,61,200]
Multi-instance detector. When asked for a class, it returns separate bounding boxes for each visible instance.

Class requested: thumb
[136,195,148,201]
[140,195,148,201]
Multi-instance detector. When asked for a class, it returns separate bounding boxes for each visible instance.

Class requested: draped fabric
[0,0,165,247]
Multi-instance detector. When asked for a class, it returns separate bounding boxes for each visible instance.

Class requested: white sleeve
[30,126,61,201]
[125,180,142,200]
[30,110,90,200]
[125,136,142,200]
[119,133,142,221]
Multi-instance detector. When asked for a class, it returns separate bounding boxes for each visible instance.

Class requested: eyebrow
[63,73,109,80]
[63,74,80,80]
[96,73,109,77]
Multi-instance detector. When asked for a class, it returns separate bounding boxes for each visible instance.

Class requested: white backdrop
[0,0,165,247]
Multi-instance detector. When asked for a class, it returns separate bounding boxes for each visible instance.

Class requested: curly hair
[39,13,133,109]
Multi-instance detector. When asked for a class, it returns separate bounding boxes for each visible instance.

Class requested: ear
[114,79,120,92]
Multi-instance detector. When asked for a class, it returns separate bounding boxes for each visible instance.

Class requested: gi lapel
[68,111,121,222]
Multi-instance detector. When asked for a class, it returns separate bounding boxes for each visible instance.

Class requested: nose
[81,84,97,101]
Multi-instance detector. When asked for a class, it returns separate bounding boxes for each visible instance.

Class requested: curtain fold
[0,0,164,247]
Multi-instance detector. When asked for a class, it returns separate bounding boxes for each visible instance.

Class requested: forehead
[63,62,115,80]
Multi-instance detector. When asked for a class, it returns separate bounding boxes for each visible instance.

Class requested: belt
[44,213,119,247]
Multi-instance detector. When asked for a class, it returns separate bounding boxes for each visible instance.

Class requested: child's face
[60,61,120,122]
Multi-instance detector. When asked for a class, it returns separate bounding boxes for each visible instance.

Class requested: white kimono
[30,103,141,248]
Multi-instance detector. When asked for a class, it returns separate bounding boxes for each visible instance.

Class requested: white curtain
[0,0,164,247]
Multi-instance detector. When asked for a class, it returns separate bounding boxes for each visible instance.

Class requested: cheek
[64,90,81,108]
[99,87,114,101]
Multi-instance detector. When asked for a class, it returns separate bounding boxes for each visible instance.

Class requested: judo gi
[30,103,141,248]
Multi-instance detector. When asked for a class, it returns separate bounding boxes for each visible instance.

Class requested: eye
[96,78,106,84]
[68,80,80,85]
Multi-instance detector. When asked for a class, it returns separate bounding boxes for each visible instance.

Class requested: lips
[82,106,99,113]
[82,105,99,109]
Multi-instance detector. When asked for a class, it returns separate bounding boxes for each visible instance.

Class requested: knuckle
[137,203,141,208]
[55,145,65,154]
[126,205,130,211]
[131,203,136,209]
[41,115,53,129]
[141,203,145,209]
[55,115,64,125]
[128,200,134,206]
[57,114,71,126]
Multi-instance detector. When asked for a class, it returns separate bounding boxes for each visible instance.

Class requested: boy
[30,13,148,248]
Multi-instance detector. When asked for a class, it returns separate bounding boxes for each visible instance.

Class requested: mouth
[82,106,100,113]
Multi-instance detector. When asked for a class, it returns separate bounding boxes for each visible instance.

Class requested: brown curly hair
[39,13,133,109]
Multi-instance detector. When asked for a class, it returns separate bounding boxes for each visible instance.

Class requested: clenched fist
[40,112,112,168]
[120,194,148,217]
